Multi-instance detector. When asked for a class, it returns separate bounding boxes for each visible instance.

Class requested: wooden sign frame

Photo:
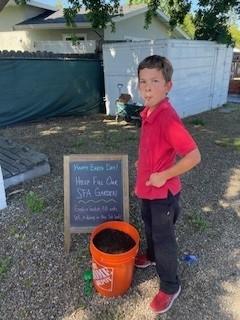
[64,154,129,253]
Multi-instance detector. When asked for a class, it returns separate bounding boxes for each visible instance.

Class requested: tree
[64,0,191,32]
[64,0,122,31]
[194,0,240,45]
[128,0,195,37]
[14,0,240,45]
[229,23,240,48]
[182,13,195,39]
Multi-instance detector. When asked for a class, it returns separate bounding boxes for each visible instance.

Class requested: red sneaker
[150,286,181,314]
[135,254,156,268]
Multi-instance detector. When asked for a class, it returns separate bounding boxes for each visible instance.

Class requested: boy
[134,55,201,314]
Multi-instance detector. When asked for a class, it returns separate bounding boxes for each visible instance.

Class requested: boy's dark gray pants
[141,192,180,294]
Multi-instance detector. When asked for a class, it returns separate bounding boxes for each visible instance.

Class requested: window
[63,33,87,41]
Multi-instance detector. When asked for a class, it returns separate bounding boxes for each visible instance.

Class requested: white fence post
[0,165,7,210]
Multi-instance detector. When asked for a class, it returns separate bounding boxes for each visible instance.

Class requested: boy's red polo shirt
[135,98,197,200]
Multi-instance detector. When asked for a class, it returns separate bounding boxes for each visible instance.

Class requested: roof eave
[112,6,147,23]
[6,0,56,11]
[13,5,189,39]
[13,22,92,30]
[173,27,190,39]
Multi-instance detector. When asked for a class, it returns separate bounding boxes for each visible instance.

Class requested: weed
[77,303,87,310]
[15,233,26,241]
[187,214,209,232]
[190,118,205,126]
[73,140,86,148]
[18,216,29,226]
[0,256,11,279]
[25,191,44,213]
[93,309,124,319]
[104,131,137,148]
[24,278,33,289]
[9,225,18,236]
[215,137,240,151]
[18,309,29,318]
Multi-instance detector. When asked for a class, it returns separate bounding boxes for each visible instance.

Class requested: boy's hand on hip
[135,160,139,169]
[146,172,167,188]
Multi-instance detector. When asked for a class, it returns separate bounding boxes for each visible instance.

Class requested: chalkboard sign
[64,154,129,253]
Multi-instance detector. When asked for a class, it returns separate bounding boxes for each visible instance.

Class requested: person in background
[134,55,201,314]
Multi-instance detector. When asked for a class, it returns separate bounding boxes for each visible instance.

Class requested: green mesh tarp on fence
[0,57,104,127]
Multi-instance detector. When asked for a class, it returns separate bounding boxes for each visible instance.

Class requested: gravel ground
[0,105,240,320]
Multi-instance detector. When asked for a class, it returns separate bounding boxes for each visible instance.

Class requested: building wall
[0,3,103,52]
[102,39,233,117]
[0,31,31,51]
[0,28,103,52]
[0,5,44,31]
[104,13,182,41]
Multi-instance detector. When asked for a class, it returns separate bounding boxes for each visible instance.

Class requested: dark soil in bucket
[93,228,136,254]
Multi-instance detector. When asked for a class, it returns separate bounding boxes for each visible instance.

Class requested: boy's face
[138,68,172,109]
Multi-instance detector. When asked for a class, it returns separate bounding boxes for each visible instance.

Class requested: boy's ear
[166,80,172,92]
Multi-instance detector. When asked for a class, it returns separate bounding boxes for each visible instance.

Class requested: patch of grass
[190,118,205,126]
[0,256,11,279]
[9,225,18,236]
[55,212,64,224]
[215,137,240,151]
[94,309,125,319]
[24,278,33,289]
[15,233,26,241]
[25,191,44,214]
[18,216,29,226]
[77,303,87,310]
[17,309,29,319]
[73,130,138,152]
[73,139,86,148]
[73,136,101,152]
[125,135,137,141]
[105,131,137,147]
[105,139,119,147]
[187,214,209,232]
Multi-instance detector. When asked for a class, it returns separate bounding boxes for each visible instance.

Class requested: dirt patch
[93,228,136,254]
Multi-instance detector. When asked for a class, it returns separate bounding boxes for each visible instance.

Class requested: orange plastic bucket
[90,220,140,297]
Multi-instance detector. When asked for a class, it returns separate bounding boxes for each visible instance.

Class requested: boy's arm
[146,148,201,188]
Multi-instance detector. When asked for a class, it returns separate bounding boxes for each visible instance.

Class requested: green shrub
[215,137,240,151]
[187,214,209,231]
[25,191,44,213]
[190,118,205,126]
[0,256,11,279]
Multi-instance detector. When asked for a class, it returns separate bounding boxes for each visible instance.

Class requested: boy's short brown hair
[138,55,173,82]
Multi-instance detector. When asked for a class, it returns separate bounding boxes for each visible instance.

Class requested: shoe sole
[151,285,181,314]
[135,262,156,269]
